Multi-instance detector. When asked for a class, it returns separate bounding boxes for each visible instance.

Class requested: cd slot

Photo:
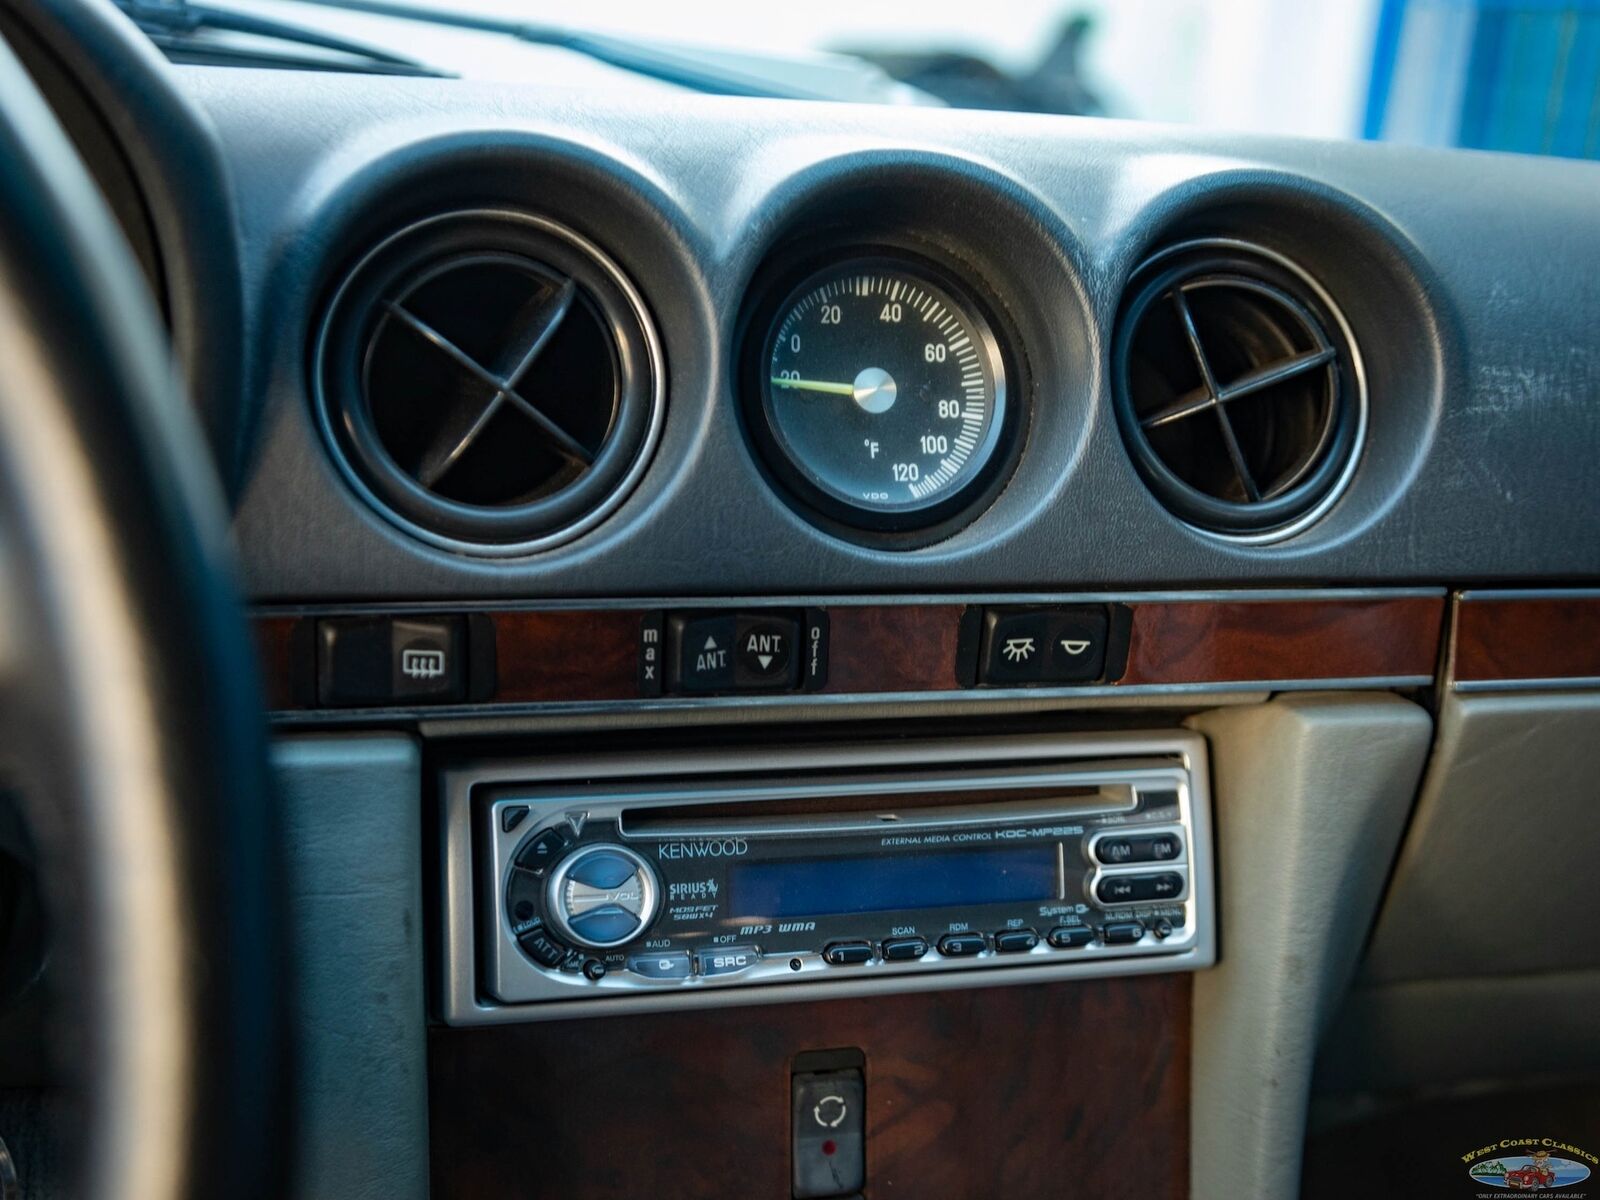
[619,768,1143,837]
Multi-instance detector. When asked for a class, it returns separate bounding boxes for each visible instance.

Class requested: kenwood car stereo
[441,733,1213,1022]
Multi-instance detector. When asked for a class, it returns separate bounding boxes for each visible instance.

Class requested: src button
[698,945,761,977]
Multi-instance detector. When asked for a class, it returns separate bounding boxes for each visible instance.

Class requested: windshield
[214,0,1600,160]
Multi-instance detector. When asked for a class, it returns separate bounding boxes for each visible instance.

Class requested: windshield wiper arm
[114,0,452,77]
[278,0,870,100]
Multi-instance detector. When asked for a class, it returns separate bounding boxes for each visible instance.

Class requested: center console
[441,731,1213,1023]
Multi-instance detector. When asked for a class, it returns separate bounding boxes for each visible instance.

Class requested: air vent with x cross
[1112,240,1364,540]
[315,210,663,554]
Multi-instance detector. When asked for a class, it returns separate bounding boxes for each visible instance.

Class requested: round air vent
[315,210,663,554]
[1112,240,1364,540]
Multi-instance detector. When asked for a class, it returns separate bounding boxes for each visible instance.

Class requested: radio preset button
[627,951,693,980]
[823,941,874,966]
[881,937,929,962]
[994,929,1039,953]
[937,933,987,957]
[1048,925,1094,948]
[698,945,761,977]
[1101,921,1146,945]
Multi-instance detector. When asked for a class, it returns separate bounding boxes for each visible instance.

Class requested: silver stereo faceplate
[440,732,1214,1024]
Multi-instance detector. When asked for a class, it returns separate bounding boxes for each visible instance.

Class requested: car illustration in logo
[1466,1145,1592,1191]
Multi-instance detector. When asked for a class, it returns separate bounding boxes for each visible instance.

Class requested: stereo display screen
[726,845,1062,918]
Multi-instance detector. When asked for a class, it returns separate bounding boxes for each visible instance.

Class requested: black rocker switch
[792,1067,864,1199]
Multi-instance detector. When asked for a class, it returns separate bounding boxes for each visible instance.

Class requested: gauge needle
[773,367,899,414]
[771,377,855,396]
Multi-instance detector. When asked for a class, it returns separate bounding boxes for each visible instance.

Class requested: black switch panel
[979,606,1108,685]
[792,1068,864,1199]
[316,616,466,706]
[666,610,818,695]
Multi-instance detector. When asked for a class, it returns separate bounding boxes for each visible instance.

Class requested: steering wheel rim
[0,30,286,1200]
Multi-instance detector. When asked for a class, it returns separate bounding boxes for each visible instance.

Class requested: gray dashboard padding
[1361,690,1600,982]
[1187,694,1432,1200]
[272,734,428,1200]
[1317,968,1600,1095]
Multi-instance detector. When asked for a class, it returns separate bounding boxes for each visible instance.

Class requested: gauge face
[756,257,1008,529]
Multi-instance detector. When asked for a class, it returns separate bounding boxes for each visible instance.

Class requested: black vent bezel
[314,210,663,555]
[1112,240,1365,540]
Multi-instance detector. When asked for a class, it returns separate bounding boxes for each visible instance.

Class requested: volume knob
[546,844,660,949]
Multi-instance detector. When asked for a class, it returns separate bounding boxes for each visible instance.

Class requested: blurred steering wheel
[0,25,285,1200]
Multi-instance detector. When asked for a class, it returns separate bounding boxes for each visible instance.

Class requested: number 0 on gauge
[754,255,1010,531]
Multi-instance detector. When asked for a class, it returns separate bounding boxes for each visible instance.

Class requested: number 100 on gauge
[755,255,1010,532]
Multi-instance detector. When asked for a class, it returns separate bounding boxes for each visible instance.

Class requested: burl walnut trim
[1452,593,1600,684]
[254,593,1446,710]
[428,975,1191,1200]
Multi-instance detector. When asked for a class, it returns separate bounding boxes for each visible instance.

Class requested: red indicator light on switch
[821,1139,836,1156]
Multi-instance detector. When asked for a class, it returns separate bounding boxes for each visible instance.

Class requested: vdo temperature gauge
[748,255,1012,532]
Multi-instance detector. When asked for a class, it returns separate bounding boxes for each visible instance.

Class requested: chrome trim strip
[1453,676,1600,694]
[253,586,1445,617]
[271,676,1432,726]
[1456,588,1600,601]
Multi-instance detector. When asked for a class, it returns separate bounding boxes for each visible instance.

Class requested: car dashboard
[2,7,1599,1199]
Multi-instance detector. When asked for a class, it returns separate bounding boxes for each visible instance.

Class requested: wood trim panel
[1453,594,1600,683]
[1120,596,1444,686]
[254,594,1445,711]
[428,975,1190,1200]
[820,603,964,693]
[493,609,643,702]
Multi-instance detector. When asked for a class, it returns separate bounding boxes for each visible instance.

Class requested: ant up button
[671,614,736,692]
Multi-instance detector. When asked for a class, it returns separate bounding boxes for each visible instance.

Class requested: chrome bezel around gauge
[738,244,1025,545]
